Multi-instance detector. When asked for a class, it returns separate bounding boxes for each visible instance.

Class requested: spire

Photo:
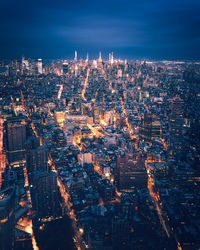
[74,50,77,62]
[85,53,89,63]
[109,52,114,64]
[98,51,102,63]
[111,52,114,64]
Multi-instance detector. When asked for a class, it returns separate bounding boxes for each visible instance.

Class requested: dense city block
[0,54,200,250]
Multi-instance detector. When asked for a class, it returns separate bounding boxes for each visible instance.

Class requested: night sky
[0,0,200,60]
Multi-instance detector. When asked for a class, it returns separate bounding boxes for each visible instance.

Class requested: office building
[115,153,147,191]
[140,112,161,142]
[32,171,61,220]
[169,97,184,158]
[98,51,102,64]
[21,57,29,74]
[26,138,48,175]
[112,217,129,248]
[38,58,43,74]
[93,105,101,124]
[63,62,68,74]
[5,116,26,165]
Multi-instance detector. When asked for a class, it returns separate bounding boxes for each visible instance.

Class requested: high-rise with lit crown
[62,62,68,74]
[38,58,43,74]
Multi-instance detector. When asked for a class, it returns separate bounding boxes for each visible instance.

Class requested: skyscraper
[98,51,102,64]
[169,97,184,158]
[0,115,6,189]
[140,112,161,142]
[0,186,16,250]
[85,53,89,64]
[5,116,26,165]
[62,62,68,74]
[112,216,129,248]
[21,57,29,74]
[109,52,114,64]
[74,50,77,62]
[38,58,43,74]
[93,105,101,124]
[115,153,147,192]
[26,137,48,176]
[32,171,61,221]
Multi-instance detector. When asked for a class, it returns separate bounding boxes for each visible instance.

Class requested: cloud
[0,0,200,59]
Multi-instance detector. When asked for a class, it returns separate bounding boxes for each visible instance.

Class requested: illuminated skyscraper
[5,117,26,165]
[63,62,68,74]
[85,53,89,63]
[110,52,114,64]
[75,64,78,77]
[140,112,161,142]
[109,52,114,64]
[38,58,43,74]
[74,50,77,62]
[117,69,122,78]
[98,51,102,63]
[21,57,29,74]
[93,105,101,124]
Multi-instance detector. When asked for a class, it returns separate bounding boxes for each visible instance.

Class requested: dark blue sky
[0,0,200,59]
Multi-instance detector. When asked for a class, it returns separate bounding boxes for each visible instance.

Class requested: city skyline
[1,52,200,62]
